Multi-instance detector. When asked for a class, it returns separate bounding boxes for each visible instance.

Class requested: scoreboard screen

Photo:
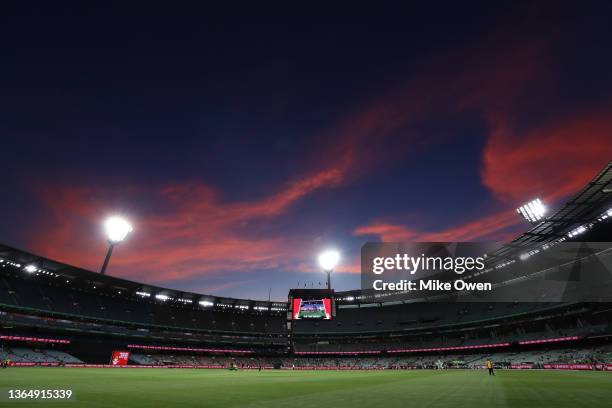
[288,289,335,320]
[292,298,332,319]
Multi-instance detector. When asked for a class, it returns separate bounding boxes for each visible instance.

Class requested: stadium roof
[486,160,612,263]
[0,244,283,311]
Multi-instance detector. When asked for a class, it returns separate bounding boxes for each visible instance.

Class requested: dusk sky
[1,3,612,300]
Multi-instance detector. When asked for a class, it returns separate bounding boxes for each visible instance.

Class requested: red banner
[0,335,70,344]
[388,342,511,353]
[543,364,593,370]
[518,336,580,345]
[110,351,130,366]
[64,365,355,370]
[127,344,252,354]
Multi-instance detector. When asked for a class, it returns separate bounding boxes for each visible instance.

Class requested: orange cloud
[482,110,612,203]
[354,210,519,243]
[30,179,330,283]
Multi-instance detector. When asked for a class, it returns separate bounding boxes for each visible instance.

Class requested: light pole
[318,249,340,290]
[100,216,133,275]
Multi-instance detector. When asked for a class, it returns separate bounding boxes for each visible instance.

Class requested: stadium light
[100,216,133,275]
[567,225,588,238]
[318,249,340,290]
[517,198,546,224]
[24,264,37,273]
[105,216,133,243]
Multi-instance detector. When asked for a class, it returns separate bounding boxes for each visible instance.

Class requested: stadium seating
[0,347,82,364]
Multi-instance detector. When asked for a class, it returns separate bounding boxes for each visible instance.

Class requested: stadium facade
[1,162,612,370]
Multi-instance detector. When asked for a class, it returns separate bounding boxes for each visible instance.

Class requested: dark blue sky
[1,2,612,300]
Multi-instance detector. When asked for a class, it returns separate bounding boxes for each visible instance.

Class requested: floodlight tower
[318,249,340,290]
[100,216,133,275]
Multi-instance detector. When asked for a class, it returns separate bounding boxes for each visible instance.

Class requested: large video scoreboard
[288,289,335,320]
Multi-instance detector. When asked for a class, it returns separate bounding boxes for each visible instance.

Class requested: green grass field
[1,368,611,408]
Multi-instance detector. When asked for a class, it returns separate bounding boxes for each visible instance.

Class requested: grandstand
[1,162,612,370]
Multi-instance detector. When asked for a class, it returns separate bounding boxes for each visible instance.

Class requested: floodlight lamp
[24,264,37,273]
[517,198,546,223]
[105,216,133,243]
[319,249,340,271]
